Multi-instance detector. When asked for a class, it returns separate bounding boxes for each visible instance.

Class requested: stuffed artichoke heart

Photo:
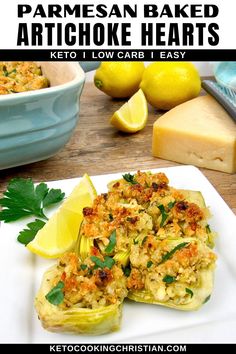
[35,170,218,335]
[127,237,216,310]
[35,252,127,335]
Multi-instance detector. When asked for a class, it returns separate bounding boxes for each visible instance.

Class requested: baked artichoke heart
[179,190,206,208]
[35,266,122,335]
[128,268,214,311]
[75,222,94,261]
[113,249,130,266]
[128,237,216,311]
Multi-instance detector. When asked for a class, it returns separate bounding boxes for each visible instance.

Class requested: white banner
[0,0,235,50]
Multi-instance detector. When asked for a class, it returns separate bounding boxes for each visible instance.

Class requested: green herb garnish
[163,275,176,283]
[45,281,64,305]
[17,219,46,245]
[80,264,87,271]
[203,295,211,304]
[3,68,16,77]
[147,260,153,268]
[138,209,145,213]
[90,256,104,269]
[159,242,189,265]
[206,224,211,233]
[108,213,113,221]
[105,230,116,254]
[0,178,65,222]
[142,236,148,245]
[87,268,93,275]
[168,201,176,209]
[123,266,131,277]
[91,255,115,270]
[122,173,137,185]
[104,256,115,269]
[158,204,168,227]
[186,288,194,298]
[133,239,139,245]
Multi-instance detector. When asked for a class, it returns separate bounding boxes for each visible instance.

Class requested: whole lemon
[140,62,201,110]
[94,62,145,98]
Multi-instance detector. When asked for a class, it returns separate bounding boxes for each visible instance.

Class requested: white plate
[0,165,236,344]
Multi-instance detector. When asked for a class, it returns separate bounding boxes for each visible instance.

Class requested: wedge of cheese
[152,95,236,173]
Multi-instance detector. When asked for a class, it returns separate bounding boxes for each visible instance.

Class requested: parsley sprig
[158,204,168,227]
[159,242,189,265]
[105,230,116,254]
[91,255,115,269]
[163,275,176,283]
[0,177,65,244]
[17,219,46,245]
[3,66,16,77]
[122,173,137,185]
[0,178,65,222]
[45,281,65,305]
[186,288,194,298]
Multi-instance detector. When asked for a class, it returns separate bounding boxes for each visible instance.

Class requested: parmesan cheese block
[152,95,236,173]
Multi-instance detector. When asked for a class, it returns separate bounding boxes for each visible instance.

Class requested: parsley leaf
[17,219,46,245]
[43,188,65,208]
[104,256,115,269]
[142,236,148,245]
[80,264,88,271]
[108,213,113,221]
[186,288,194,298]
[158,204,168,227]
[35,183,49,201]
[203,295,211,304]
[163,275,176,283]
[168,201,176,209]
[159,242,189,265]
[123,266,131,277]
[90,256,104,269]
[45,281,64,305]
[105,230,116,254]
[147,260,153,268]
[206,224,211,233]
[122,173,137,185]
[3,68,16,77]
[0,178,65,223]
[91,255,115,270]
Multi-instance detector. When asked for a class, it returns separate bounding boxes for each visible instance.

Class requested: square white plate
[0,166,236,343]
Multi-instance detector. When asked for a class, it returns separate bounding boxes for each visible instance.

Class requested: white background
[0,0,236,49]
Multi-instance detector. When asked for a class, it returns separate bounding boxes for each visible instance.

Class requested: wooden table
[0,83,235,214]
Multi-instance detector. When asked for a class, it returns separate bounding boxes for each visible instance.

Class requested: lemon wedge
[27,174,97,258]
[110,89,148,133]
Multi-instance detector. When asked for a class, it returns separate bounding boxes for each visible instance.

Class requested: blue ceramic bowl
[0,61,99,170]
[213,62,236,91]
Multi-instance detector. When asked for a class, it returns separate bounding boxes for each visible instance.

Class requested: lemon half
[110,89,148,133]
[27,174,97,258]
